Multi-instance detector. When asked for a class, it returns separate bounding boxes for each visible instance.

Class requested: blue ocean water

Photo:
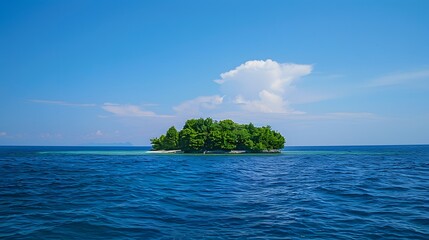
[0,145,428,239]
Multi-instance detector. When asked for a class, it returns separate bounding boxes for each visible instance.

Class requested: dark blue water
[1,145,428,239]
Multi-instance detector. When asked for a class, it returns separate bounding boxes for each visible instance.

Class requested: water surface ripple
[1,145,428,239]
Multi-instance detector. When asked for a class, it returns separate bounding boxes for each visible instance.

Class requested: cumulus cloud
[173,95,223,115]
[102,103,172,118]
[216,59,312,113]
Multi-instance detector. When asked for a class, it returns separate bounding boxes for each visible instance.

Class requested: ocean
[0,145,428,239]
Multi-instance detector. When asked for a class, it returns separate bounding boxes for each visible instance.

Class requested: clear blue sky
[1,0,428,146]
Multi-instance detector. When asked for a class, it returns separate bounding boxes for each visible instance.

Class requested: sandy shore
[147,150,183,154]
[148,149,281,154]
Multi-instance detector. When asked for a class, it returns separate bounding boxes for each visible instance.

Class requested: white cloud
[234,90,295,113]
[30,99,96,107]
[31,99,171,118]
[102,103,173,118]
[0,132,6,137]
[369,69,429,87]
[215,59,312,113]
[173,95,223,115]
[95,130,103,136]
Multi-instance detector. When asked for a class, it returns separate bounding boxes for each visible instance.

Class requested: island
[150,118,285,154]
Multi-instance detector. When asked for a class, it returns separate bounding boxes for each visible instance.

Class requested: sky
[1,0,429,146]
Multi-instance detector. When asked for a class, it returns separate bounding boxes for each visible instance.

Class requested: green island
[150,118,285,154]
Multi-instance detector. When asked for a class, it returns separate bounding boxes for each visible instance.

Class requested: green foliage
[150,135,165,151]
[163,126,179,150]
[150,118,286,153]
[179,128,205,152]
[150,126,179,150]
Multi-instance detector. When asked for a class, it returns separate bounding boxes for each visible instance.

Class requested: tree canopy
[150,118,285,153]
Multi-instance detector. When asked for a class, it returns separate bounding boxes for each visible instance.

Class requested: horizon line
[0,144,428,147]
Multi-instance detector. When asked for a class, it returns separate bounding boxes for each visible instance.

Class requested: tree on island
[151,126,179,150]
[150,118,285,153]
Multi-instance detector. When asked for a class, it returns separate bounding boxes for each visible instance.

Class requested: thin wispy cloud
[142,103,160,107]
[31,99,171,118]
[268,112,379,121]
[369,69,429,87]
[213,111,377,122]
[174,95,223,115]
[102,103,173,118]
[0,132,7,137]
[321,112,378,120]
[40,133,63,139]
[288,92,335,105]
[30,99,96,107]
